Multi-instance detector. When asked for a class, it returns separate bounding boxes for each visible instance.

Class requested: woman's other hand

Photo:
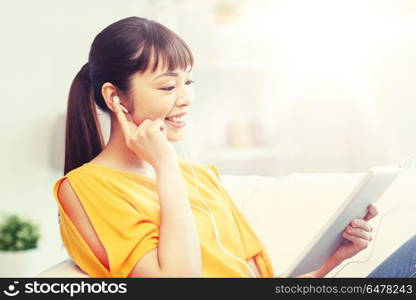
[331,204,379,263]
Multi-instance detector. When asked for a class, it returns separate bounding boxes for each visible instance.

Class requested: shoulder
[178,158,222,185]
[54,164,102,211]
[56,164,116,195]
[179,158,213,171]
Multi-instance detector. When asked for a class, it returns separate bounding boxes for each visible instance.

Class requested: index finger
[112,96,131,137]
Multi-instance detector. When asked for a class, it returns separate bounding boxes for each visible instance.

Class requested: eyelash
[160,80,195,91]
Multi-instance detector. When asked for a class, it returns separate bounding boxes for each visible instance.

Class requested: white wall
[1,0,416,273]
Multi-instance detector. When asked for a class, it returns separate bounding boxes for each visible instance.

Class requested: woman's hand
[297,204,379,278]
[112,97,177,169]
[331,204,379,263]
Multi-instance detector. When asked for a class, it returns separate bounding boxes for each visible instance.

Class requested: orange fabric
[53,158,275,277]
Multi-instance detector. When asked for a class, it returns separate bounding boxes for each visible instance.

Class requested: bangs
[131,22,194,74]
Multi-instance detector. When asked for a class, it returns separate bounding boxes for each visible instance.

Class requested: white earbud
[112,96,129,113]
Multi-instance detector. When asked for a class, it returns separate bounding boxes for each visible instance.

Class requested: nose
[176,84,194,107]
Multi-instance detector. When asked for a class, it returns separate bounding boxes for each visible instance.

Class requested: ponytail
[64,62,104,175]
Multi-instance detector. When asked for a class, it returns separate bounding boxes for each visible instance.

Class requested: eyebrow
[154,68,192,81]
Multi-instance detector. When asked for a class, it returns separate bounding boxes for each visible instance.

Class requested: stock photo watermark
[2,280,127,297]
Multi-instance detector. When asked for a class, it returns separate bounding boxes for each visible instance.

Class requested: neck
[95,114,155,176]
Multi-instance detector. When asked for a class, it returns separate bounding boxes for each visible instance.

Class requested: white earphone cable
[177,142,257,278]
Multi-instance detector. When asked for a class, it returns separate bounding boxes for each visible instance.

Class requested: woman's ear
[101,82,118,111]
[101,83,128,113]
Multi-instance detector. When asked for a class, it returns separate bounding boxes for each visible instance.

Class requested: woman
[54,16,415,278]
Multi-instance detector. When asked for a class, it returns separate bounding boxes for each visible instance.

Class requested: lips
[165,112,187,119]
[165,118,186,129]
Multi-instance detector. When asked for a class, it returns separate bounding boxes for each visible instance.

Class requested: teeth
[167,115,185,122]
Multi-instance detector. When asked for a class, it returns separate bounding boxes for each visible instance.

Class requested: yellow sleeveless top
[53,159,275,278]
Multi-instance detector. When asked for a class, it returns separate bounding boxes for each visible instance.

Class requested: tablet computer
[283,166,401,278]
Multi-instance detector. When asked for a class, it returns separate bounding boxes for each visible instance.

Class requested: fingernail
[113,96,120,103]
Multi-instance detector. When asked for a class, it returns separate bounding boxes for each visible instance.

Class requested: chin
[167,132,183,142]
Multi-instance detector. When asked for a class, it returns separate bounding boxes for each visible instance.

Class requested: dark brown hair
[64,16,194,175]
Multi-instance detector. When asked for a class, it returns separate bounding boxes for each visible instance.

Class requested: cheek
[131,92,176,120]
[133,107,172,122]
[156,98,178,118]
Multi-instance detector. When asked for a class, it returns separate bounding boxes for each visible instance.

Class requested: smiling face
[122,57,195,142]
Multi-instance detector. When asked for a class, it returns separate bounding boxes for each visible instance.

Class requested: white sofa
[36,170,416,277]
[36,259,89,278]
